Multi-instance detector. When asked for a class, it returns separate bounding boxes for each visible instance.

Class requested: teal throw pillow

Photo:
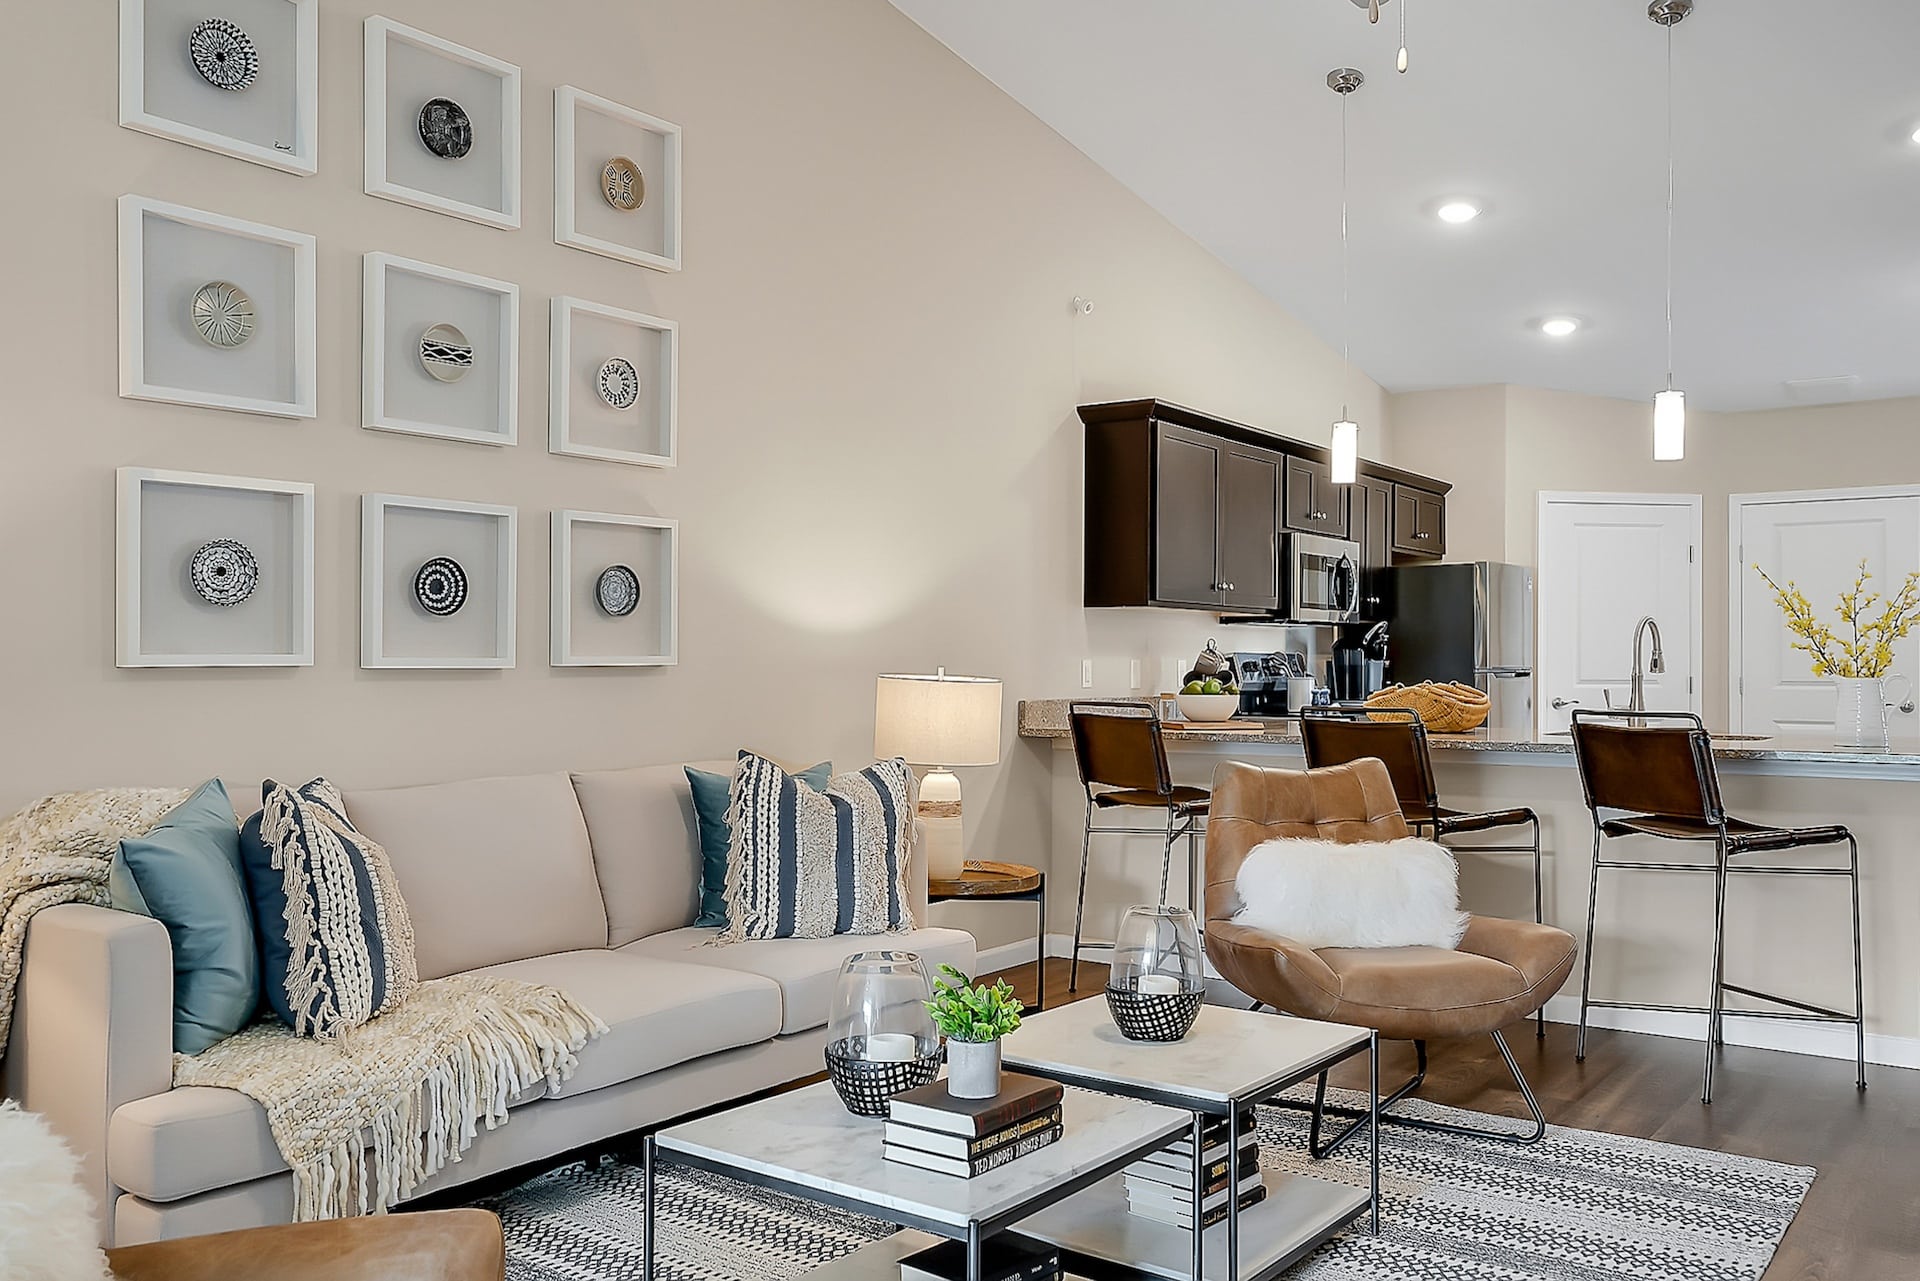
[686,760,830,929]
[112,779,259,1055]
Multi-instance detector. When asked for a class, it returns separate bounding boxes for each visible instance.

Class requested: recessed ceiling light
[1539,316,1581,338]
[1435,200,1481,224]
[1911,124,1920,144]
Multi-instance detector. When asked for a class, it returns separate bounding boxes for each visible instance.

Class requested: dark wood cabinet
[1351,475,1394,614]
[1391,484,1447,558]
[1152,427,1225,607]
[1283,456,1350,539]
[1217,444,1282,612]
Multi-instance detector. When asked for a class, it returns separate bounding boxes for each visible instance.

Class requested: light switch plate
[1081,659,1095,689]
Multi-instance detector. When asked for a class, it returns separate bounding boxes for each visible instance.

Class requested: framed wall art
[361,493,516,669]
[549,296,677,467]
[120,0,319,175]
[116,467,315,667]
[363,252,519,446]
[554,86,682,271]
[365,17,521,229]
[119,194,318,419]
[551,510,678,667]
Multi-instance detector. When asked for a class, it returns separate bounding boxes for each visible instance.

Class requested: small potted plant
[925,964,1024,1099]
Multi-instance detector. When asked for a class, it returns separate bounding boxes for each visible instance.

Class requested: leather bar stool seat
[1093,785,1211,813]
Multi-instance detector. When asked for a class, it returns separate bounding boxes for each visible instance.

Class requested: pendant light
[1329,67,1363,485]
[1650,0,1691,461]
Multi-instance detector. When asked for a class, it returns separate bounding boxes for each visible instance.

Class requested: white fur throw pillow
[0,1101,111,1281]
[1233,836,1470,950]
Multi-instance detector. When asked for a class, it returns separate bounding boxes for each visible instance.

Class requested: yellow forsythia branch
[1755,560,1920,680]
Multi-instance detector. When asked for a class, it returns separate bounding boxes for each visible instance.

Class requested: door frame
[1727,483,1920,735]
[1535,491,1705,732]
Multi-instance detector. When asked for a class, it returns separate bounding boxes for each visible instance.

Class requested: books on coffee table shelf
[884,1073,1066,1179]
[1123,1107,1263,1227]
[899,1231,1060,1281]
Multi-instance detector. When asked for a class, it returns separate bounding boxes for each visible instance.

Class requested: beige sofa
[2,761,975,1247]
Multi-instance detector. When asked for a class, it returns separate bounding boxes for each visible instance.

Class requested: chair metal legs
[1703,839,1731,1103]
[1069,802,1204,994]
[1575,829,1603,1062]
[1069,809,1095,993]
[1437,813,1546,1037]
[1849,836,1867,1092]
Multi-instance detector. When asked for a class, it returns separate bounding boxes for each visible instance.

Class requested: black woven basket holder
[824,1038,942,1116]
[1105,987,1204,1042]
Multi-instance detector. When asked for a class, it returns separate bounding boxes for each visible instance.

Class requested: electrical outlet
[1081,659,1095,689]
[1129,659,1142,690]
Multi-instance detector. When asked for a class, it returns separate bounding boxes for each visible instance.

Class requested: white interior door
[1733,490,1920,743]
[1537,494,1702,734]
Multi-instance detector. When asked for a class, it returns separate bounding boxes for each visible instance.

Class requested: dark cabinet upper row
[1081,399,1450,615]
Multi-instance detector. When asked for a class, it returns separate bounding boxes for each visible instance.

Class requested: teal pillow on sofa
[110,779,259,1055]
[686,760,830,929]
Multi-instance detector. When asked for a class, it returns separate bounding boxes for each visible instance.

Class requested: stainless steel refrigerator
[1384,562,1535,734]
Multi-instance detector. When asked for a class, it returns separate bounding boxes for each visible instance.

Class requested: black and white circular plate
[596,565,641,617]
[189,18,259,92]
[189,539,260,607]
[419,323,474,382]
[414,557,469,616]
[190,281,255,348]
[596,357,640,410]
[418,97,473,159]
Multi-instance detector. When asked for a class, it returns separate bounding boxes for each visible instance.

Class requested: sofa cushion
[622,926,976,1035]
[342,774,609,979]
[569,762,718,948]
[467,950,783,1098]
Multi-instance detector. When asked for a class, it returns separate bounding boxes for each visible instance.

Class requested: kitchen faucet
[1625,615,1665,722]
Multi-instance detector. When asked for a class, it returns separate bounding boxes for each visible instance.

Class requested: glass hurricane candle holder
[1106,904,1205,1042]
[824,951,941,1115]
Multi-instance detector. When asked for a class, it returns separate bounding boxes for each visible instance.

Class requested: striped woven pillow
[718,753,918,943]
[255,778,419,1038]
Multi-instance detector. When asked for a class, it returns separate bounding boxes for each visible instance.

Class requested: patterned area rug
[479,1088,1813,1281]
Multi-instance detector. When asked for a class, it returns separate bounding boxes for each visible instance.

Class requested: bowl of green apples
[1174,678,1241,723]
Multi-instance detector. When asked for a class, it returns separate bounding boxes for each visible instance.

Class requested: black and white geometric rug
[479,1088,1813,1281]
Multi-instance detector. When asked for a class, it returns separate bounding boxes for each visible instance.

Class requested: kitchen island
[1018,699,1920,1067]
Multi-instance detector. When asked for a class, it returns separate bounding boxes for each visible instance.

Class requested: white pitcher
[1832,675,1914,749]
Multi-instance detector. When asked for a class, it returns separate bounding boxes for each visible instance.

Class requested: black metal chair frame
[1299,705,1546,1036]
[1066,700,1206,993]
[1568,708,1866,1103]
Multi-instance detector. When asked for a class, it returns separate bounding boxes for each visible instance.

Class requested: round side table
[927,860,1047,1011]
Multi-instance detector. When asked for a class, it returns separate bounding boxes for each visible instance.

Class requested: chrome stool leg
[1576,829,1603,1061]
[1532,814,1546,1038]
[1849,835,1867,1091]
[1702,836,1731,1104]
[1069,805,1095,993]
[1157,804,1176,908]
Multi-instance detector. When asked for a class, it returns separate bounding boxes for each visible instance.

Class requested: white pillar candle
[1136,974,1182,996]
[864,1033,918,1062]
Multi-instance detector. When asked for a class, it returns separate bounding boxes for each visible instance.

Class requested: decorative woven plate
[596,357,640,410]
[601,156,645,210]
[189,18,259,91]
[189,539,260,607]
[419,323,473,382]
[418,97,473,159]
[595,564,641,617]
[190,281,255,348]
[413,557,469,616]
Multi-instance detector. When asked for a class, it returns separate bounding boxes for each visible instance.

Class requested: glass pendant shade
[1330,419,1359,484]
[1653,388,1686,461]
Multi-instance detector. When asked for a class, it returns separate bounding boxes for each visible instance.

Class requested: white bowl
[1175,693,1241,723]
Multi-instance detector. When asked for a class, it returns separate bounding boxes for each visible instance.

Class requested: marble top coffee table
[643,1079,1189,1281]
[1002,1000,1379,1281]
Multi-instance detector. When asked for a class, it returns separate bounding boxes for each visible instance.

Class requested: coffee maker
[1329,622,1390,703]
[1233,651,1308,717]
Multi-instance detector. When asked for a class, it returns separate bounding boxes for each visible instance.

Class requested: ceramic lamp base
[917,767,966,882]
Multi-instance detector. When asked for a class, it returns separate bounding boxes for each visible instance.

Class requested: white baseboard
[1537,994,1920,1070]
[973,937,1040,973]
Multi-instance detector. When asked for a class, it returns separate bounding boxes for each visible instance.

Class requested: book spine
[965,1105,1063,1159]
[964,1088,1066,1137]
[967,1124,1062,1176]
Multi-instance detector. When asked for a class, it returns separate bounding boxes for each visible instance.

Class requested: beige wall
[1382,385,1506,565]
[0,0,1386,949]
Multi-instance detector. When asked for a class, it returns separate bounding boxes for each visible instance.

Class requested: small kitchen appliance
[1284,533,1362,624]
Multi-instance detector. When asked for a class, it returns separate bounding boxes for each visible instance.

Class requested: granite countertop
[1016,699,1920,768]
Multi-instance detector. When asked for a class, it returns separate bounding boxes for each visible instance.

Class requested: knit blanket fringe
[175,975,607,1221]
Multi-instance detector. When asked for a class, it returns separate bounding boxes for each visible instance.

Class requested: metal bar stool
[1299,705,1546,1035]
[1066,701,1209,992]
[1569,709,1865,1103]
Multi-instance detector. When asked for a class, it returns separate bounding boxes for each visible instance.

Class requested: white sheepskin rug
[0,1100,111,1281]
[1233,836,1469,950]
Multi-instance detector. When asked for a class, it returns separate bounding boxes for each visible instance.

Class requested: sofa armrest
[3,903,174,1246]
[106,1208,505,1281]
[1203,919,1345,1021]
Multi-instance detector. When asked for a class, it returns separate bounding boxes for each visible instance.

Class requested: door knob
[1550,697,1580,710]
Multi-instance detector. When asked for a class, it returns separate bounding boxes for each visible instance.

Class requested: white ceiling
[891,0,1920,412]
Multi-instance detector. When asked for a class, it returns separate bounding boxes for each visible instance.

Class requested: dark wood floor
[990,959,1920,1281]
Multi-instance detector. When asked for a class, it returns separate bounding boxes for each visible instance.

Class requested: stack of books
[1123,1108,1264,1229]
[882,1073,1065,1178]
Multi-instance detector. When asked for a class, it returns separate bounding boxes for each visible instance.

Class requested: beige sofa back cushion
[343,773,610,979]
[569,761,723,947]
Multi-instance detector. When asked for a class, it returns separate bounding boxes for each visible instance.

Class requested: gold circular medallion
[601,157,644,211]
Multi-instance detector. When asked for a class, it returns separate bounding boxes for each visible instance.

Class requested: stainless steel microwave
[1285,533,1362,623]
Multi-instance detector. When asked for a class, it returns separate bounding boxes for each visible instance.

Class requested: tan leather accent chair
[1205,758,1578,1150]
[106,1209,504,1281]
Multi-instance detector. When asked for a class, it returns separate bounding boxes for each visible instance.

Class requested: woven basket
[1364,681,1491,733]
[824,1038,942,1116]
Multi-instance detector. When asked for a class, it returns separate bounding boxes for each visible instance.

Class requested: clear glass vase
[824,951,940,1114]
[1106,905,1205,1041]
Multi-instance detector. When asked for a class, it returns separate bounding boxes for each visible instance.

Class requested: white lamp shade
[1653,389,1685,461]
[874,672,1002,767]
[1330,419,1359,484]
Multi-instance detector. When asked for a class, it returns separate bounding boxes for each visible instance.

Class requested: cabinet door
[1283,456,1351,538]
[1218,446,1281,611]
[1154,428,1224,606]
[1391,485,1447,557]
[1353,476,1393,614]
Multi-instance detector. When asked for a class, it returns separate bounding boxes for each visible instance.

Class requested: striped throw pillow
[718,753,917,943]
[255,777,419,1038]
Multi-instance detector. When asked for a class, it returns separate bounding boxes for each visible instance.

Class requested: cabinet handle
[1310,510,1328,521]
[1413,531,1432,540]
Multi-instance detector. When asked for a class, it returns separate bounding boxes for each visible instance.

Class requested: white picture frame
[119,0,320,176]
[361,493,517,670]
[549,296,678,468]
[363,252,520,446]
[364,17,522,230]
[551,510,679,667]
[554,86,683,272]
[116,467,315,667]
[118,194,318,419]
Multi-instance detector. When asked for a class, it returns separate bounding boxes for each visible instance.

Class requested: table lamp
[874,669,1003,882]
